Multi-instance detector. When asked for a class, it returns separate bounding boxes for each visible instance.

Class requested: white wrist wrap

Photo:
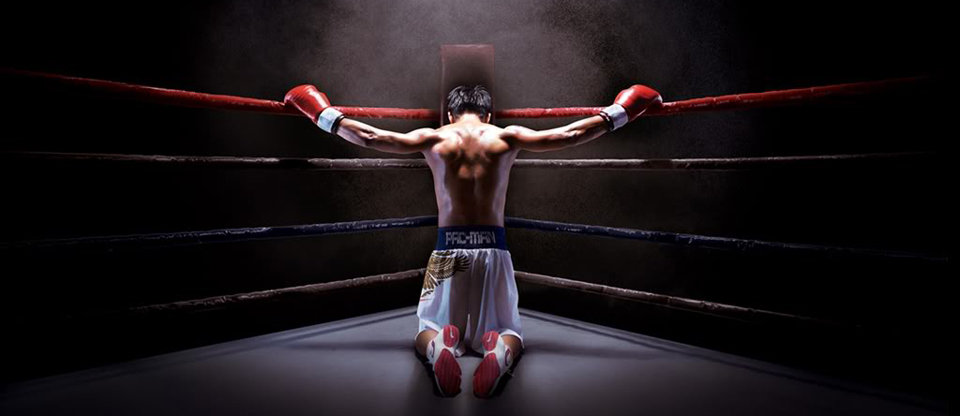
[317,107,344,133]
[600,104,628,131]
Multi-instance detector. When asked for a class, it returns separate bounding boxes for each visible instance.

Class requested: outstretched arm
[284,84,441,154]
[503,116,610,152]
[503,85,662,153]
[336,119,441,154]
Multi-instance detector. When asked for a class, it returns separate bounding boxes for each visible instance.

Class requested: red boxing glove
[284,84,344,133]
[599,84,662,131]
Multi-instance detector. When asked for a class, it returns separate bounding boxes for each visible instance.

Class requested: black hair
[446,85,492,121]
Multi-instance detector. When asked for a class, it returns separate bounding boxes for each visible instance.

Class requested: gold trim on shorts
[420,250,470,299]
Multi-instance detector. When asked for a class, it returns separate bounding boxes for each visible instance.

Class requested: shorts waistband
[435,226,507,250]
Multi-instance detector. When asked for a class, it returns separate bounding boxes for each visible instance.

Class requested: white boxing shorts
[416,225,523,356]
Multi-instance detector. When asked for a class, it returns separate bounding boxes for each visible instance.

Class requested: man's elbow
[527,134,579,153]
[359,137,380,149]
[363,137,402,152]
[352,130,382,149]
[554,129,586,147]
[365,135,420,154]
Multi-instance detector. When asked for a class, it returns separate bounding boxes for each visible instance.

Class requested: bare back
[336,107,611,226]
[422,121,519,227]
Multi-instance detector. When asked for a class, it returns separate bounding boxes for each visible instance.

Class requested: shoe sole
[434,325,461,396]
[473,331,502,398]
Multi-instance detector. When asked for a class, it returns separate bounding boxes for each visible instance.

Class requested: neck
[453,113,486,124]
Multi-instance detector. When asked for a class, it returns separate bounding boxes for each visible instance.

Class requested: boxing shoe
[473,330,514,398]
[425,324,462,397]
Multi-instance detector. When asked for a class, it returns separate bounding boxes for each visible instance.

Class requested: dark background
[0,0,948,400]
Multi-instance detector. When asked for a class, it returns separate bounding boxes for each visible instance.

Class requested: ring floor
[0,307,945,416]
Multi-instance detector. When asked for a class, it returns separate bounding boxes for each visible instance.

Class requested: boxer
[285,84,661,398]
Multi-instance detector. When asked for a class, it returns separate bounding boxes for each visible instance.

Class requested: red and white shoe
[473,330,514,398]
[425,325,462,397]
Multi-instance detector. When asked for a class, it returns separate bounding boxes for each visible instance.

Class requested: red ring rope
[1,68,928,119]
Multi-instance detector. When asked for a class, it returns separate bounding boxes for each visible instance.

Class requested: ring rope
[2,215,945,262]
[505,217,945,262]
[1,216,438,251]
[29,268,849,329]
[1,68,928,119]
[514,271,847,327]
[1,151,935,171]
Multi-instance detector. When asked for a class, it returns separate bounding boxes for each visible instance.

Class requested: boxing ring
[0,66,947,415]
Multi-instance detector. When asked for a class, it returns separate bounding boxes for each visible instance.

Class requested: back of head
[446,85,492,122]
